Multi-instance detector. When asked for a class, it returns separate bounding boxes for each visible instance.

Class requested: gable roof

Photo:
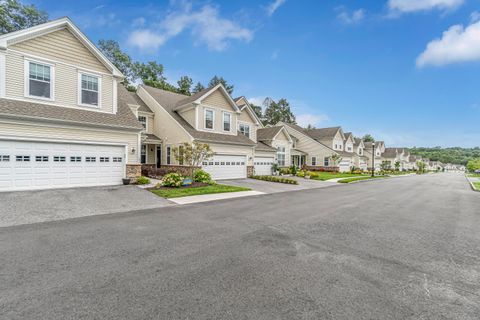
[0,83,143,130]
[255,141,277,152]
[302,126,343,141]
[173,84,240,112]
[257,126,283,140]
[140,85,255,146]
[344,132,354,142]
[353,137,364,147]
[383,148,398,158]
[234,96,262,126]
[280,122,339,155]
[0,17,123,77]
[118,85,153,113]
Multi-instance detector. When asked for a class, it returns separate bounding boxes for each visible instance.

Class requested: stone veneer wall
[126,164,142,178]
[247,166,254,177]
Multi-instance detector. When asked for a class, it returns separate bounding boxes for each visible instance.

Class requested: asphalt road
[1,173,480,320]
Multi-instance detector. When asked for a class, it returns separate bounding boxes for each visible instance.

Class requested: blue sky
[30,0,480,147]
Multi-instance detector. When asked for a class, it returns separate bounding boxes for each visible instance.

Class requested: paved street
[1,173,479,319]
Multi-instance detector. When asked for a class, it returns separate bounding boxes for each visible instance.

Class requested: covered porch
[291,149,307,168]
[141,134,163,168]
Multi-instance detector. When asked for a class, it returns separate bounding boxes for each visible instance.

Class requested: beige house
[363,141,383,171]
[255,126,293,174]
[353,137,368,171]
[0,18,143,191]
[136,84,261,180]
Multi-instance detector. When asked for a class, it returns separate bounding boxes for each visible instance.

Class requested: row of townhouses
[0,18,444,192]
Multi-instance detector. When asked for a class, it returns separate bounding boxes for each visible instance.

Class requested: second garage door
[254,156,274,176]
[202,154,247,180]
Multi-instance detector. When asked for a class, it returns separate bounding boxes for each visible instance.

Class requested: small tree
[380,161,391,171]
[394,161,401,171]
[466,159,480,172]
[329,154,342,167]
[172,142,214,177]
[416,161,426,174]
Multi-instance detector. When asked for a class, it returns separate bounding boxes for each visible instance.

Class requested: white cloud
[337,8,365,25]
[248,96,267,106]
[128,3,253,51]
[471,11,480,23]
[266,0,286,17]
[296,113,329,127]
[388,0,464,13]
[416,20,480,67]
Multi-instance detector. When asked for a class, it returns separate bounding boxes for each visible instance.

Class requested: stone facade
[126,164,142,178]
[247,166,254,177]
[142,164,200,177]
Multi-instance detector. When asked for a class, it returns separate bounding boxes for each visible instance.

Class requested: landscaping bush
[251,175,298,185]
[162,173,184,187]
[289,165,298,175]
[279,168,290,175]
[193,169,213,184]
[296,170,305,177]
[136,176,151,185]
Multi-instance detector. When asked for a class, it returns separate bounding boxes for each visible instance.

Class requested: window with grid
[35,156,49,162]
[70,156,81,162]
[223,112,231,131]
[138,116,147,129]
[99,157,109,162]
[0,155,10,162]
[205,109,214,129]
[29,62,51,98]
[277,146,286,166]
[54,156,66,162]
[239,123,250,138]
[85,157,96,162]
[80,74,99,106]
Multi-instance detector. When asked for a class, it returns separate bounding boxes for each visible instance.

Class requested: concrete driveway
[222,176,336,193]
[0,185,172,227]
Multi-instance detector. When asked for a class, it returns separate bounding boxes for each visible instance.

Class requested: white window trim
[24,58,55,102]
[0,51,5,98]
[311,156,317,166]
[238,122,251,138]
[138,115,148,132]
[166,145,172,165]
[78,71,102,108]
[222,111,232,132]
[204,108,215,130]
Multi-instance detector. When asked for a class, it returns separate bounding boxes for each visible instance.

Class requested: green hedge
[251,175,298,184]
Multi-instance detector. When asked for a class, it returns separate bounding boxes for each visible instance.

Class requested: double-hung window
[324,157,329,167]
[223,112,231,132]
[138,116,147,130]
[141,145,146,164]
[79,73,100,107]
[311,157,317,166]
[277,146,286,166]
[166,146,171,165]
[204,109,214,130]
[239,123,250,138]
[27,61,52,99]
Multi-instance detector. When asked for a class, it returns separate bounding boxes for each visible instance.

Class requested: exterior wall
[137,112,154,134]
[0,119,139,163]
[198,105,238,136]
[6,28,115,113]
[178,107,196,128]
[254,150,276,158]
[137,86,193,166]
[270,130,292,167]
[237,108,258,142]
[284,126,335,166]
[345,138,354,153]
[203,90,235,110]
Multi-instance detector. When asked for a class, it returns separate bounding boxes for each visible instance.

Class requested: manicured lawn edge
[150,184,251,198]
[473,182,480,191]
[251,175,298,184]
[310,173,369,181]
[337,176,388,184]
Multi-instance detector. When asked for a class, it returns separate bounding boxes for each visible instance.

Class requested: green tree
[0,0,48,35]
[416,161,426,174]
[172,142,214,178]
[248,102,263,119]
[192,82,205,94]
[329,154,342,167]
[362,134,375,142]
[177,76,193,96]
[380,161,391,171]
[394,161,401,171]
[134,61,165,83]
[98,40,136,86]
[466,159,480,172]
[208,76,234,94]
[263,98,296,126]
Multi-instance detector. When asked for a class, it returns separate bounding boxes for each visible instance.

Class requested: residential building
[353,137,368,171]
[0,18,143,192]
[255,125,293,174]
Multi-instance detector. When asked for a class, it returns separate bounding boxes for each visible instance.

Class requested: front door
[156,145,162,168]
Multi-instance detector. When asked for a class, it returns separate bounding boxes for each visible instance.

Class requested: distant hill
[409,147,480,165]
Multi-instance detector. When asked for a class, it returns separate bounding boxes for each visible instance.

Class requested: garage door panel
[254,156,274,176]
[203,154,247,180]
[0,140,125,192]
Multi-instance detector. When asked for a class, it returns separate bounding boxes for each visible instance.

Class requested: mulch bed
[146,182,209,190]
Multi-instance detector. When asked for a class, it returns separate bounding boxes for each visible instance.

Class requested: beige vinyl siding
[235,97,248,107]
[10,28,109,72]
[284,125,335,166]
[198,105,238,135]
[137,113,154,134]
[6,29,114,113]
[202,90,236,111]
[0,120,139,163]
[237,108,258,142]
[137,86,193,165]
[178,107,196,128]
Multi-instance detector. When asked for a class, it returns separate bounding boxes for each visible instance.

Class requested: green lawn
[337,176,387,183]
[310,172,369,181]
[467,174,480,178]
[473,182,480,191]
[151,184,251,198]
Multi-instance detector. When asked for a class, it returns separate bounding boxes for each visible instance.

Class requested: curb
[465,174,480,192]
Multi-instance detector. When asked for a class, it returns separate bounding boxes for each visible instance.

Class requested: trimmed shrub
[193,169,213,184]
[162,173,184,187]
[136,176,151,185]
[251,175,298,185]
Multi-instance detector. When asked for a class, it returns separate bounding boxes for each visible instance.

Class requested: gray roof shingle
[257,126,283,141]
[118,85,153,113]
[255,141,276,152]
[141,85,255,146]
[0,83,143,130]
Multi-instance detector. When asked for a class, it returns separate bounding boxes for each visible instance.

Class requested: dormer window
[223,112,231,132]
[204,109,214,130]
[26,61,53,100]
[79,73,100,107]
[138,116,147,130]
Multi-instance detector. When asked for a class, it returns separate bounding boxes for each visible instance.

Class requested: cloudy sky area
[31,0,480,147]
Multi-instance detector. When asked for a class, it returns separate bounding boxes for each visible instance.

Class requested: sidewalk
[168,191,265,205]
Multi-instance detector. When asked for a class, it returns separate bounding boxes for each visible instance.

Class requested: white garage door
[0,140,125,192]
[339,159,351,172]
[254,156,274,176]
[202,154,247,180]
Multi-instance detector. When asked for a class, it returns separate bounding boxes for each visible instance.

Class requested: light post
[371,143,375,177]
